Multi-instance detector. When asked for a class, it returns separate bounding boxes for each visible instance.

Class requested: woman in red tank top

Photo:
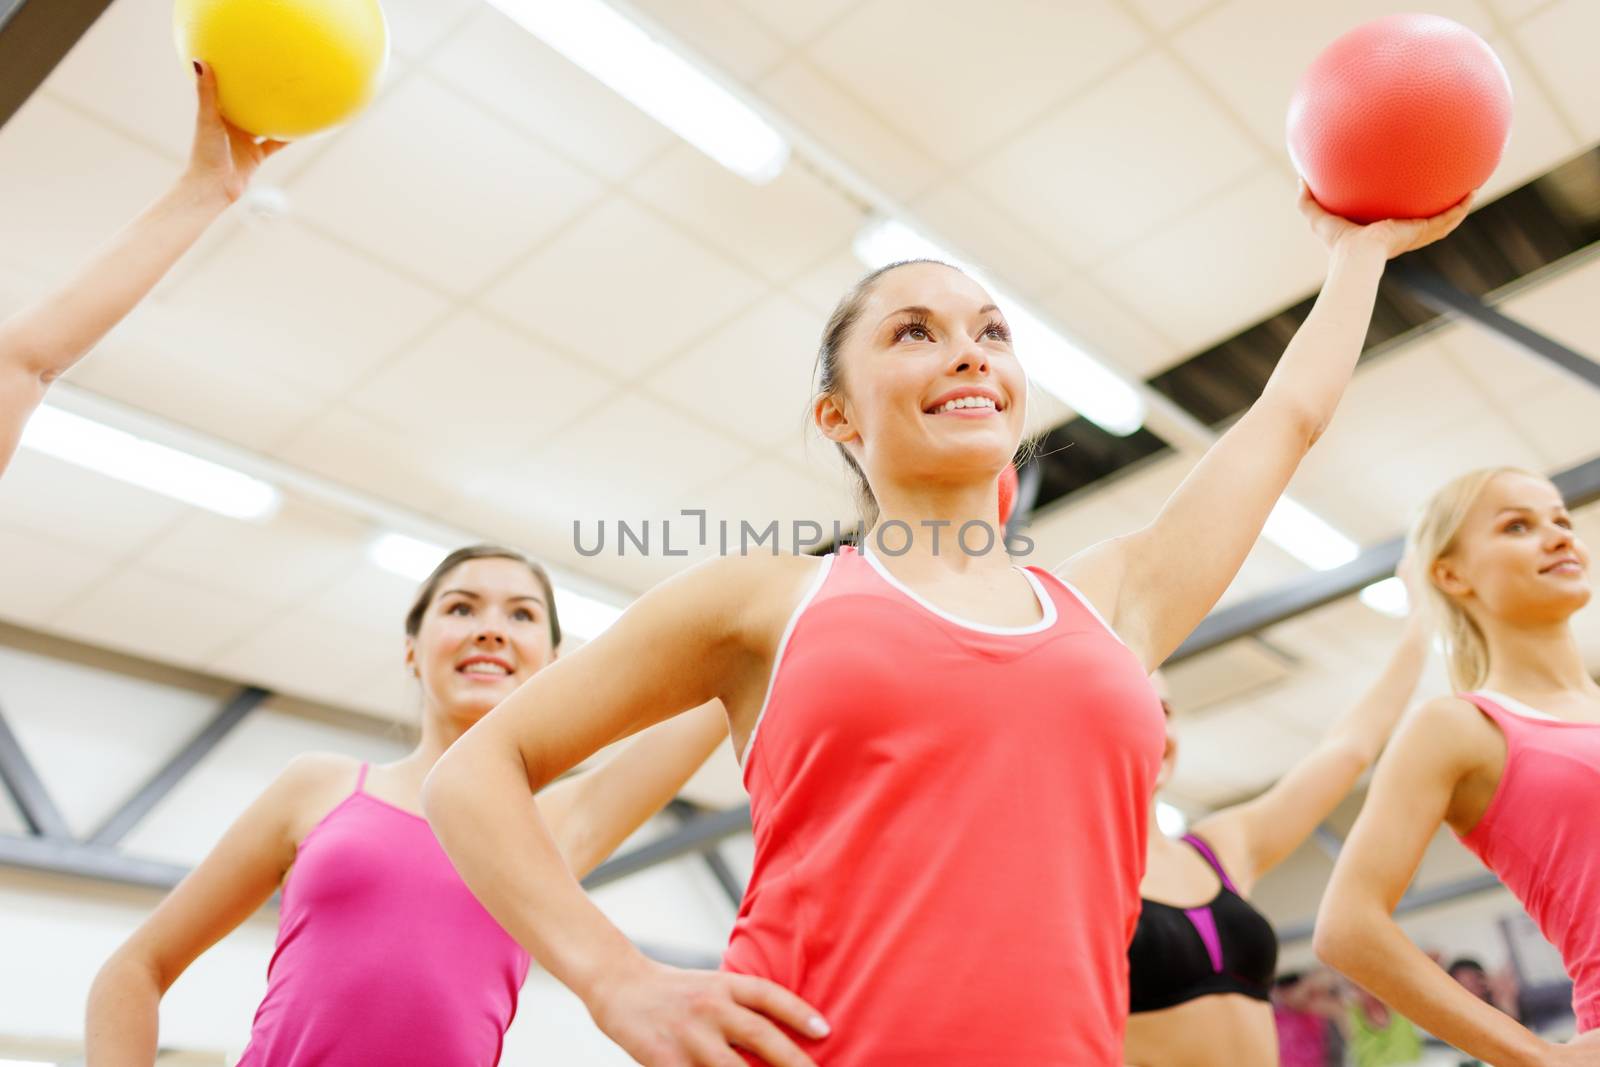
[86,545,727,1065]
[425,191,1469,1067]
[1317,468,1600,1066]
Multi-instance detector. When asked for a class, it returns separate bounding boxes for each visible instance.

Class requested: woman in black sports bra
[1124,559,1431,1067]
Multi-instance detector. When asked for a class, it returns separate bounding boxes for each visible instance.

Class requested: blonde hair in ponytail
[1406,466,1541,692]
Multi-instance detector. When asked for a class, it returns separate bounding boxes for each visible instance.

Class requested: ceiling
[0,0,1596,811]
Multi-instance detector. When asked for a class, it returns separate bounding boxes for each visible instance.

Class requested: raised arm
[423,555,827,1067]
[0,62,283,475]
[85,753,350,1067]
[1060,190,1470,669]
[1191,558,1431,891]
[1314,699,1595,1067]
[537,699,730,879]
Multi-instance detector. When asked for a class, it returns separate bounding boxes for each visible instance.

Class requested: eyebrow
[439,589,546,606]
[877,303,1003,327]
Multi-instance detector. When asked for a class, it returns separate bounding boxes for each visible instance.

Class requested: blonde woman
[1316,468,1600,1066]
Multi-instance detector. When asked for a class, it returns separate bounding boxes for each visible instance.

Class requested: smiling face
[405,556,557,726]
[814,261,1028,509]
[1432,471,1591,628]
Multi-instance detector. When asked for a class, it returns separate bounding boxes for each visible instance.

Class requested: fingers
[727,975,829,1042]
[261,139,291,159]
[719,1008,818,1067]
[683,1029,747,1067]
[192,59,219,122]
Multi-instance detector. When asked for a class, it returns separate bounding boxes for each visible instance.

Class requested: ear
[1432,555,1472,599]
[814,392,858,445]
[404,635,419,679]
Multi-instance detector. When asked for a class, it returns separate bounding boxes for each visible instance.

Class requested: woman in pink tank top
[425,192,1469,1066]
[86,544,728,1066]
[1318,468,1600,1066]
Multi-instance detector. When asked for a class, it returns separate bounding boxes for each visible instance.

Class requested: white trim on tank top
[859,542,1058,636]
[1040,569,1127,649]
[739,554,835,773]
[1474,689,1566,723]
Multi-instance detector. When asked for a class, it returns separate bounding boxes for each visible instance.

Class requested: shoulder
[1388,695,1501,773]
[271,752,363,843]
[626,551,830,654]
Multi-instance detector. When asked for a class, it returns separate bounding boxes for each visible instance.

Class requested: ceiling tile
[0,94,175,286]
[1025,490,1146,568]
[52,565,280,670]
[427,8,675,183]
[0,450,186,557]
[787,247,872,318]
[1502,382,1600,469]
[508,394,756,530]
[1514,0,1600,143]
[345,310,616,451]
[681,456,858,548]
[0,523,120,626]
[640,293,824,449]
[483,196,764,377]
[134,501,370,609]
[1123,0,1221,32]
[970,53,1263,265]
[629,145,865,285]
[624,0,788,83]
[269,403,474,515]
[210,608,399,710]
[905,180,1074,300]
[1091,168,1329,353]
[755,59,944,202]
[730,0,857,45]
[385,0,478,60]
[1036,272,1186,379]
[287,73,605,296]
[1173,0,1498,156]
[149,218,450,403]
[1474,38,1582,202]
[806,0,1148,167]
[1495,253,1600,358]
[44,0,194,161]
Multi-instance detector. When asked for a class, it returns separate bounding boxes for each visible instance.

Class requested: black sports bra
[1127,833,1278,1013]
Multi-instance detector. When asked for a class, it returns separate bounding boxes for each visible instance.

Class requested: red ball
[998,463,1019,527]
[1287,14,1511,224]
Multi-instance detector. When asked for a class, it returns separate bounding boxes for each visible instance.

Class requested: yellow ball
[174,0,389,140]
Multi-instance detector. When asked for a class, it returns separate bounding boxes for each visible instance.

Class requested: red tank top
[1458,692,1600,1031]
[725,547,1165,1065]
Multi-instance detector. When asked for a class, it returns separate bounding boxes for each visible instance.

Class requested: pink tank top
[1458,692,1600,1031]
[238,764,531,1065]
[726,547,1166,1065]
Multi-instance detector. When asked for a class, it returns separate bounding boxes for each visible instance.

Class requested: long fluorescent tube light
[852,216,1146,436]
[1358,576,1409,618]
[1261,496,1360,571]
[482,0,789,183]
[20,404,280,521]
[367,533,625,642]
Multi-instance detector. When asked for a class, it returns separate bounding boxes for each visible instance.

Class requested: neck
[400,705,475,772]
[1477,614,1597,698]
[867,480,1013,573]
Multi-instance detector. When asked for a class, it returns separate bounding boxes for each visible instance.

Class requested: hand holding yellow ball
[174,0,390,141]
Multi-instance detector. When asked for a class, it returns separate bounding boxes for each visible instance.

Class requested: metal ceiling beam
[0,0,115,129]
[1389,261,1600,392]
[0,832,189,889]
[1173,454,1600,661]
[1277,872,1505,945]
[0,704,70,839]
[88,687,269,848]
[583,803,752,890]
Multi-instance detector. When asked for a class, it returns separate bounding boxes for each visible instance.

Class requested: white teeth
[461,662,510,675]
[934,396,997,414]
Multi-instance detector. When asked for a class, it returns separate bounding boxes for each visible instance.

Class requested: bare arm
[538,699,730,880]
[1060,191,1470,669]
[85,754,349,1066]
[0,63,283,475]
[424,555,826,1067]
[1314,699,1584,1067]
[1193,609,1430,891]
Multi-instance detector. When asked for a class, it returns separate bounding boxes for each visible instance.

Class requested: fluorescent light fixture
[369,533,450,583]
[482,0,789,183]
[20,404,279,520]
[0,1059,60,1067]
[1359,576,1410,618]
[1156,800,1188,837]
[1262,496,1360,571]
[852,216,1146,436]
[368,533,625,642]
